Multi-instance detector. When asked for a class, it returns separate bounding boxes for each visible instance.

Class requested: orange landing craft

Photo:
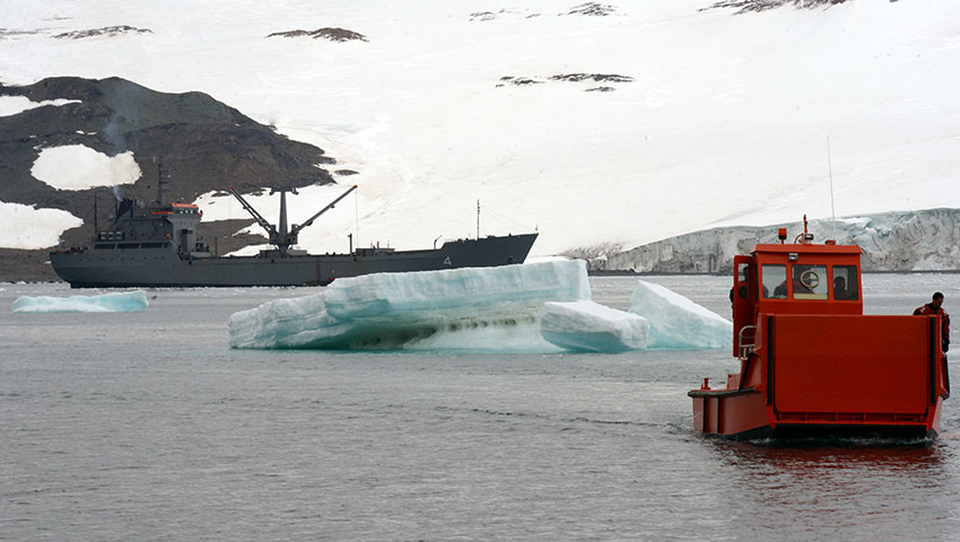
[689,216,950,440]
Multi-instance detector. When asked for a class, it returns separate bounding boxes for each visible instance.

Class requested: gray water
[2,275,959,541]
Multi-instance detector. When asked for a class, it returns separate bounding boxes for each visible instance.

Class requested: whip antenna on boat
[477,199,481,240]
[827,135,838,241]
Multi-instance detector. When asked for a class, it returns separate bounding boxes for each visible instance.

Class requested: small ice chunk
[12,290,149,313]
[628,280,731,349]
[540,300,650,352]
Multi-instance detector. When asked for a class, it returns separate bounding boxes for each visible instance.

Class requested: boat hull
[690,313,948,441]
[690,388,943,441]
[50,233,538,288]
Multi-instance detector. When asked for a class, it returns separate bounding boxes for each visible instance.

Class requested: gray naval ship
[50,184,538,288]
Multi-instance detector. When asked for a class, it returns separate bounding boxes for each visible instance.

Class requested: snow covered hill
[1,0,958,271]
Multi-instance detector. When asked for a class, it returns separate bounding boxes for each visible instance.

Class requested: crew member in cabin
[833,276,852,300]
[730,267,749,306]
[914,292,950,353]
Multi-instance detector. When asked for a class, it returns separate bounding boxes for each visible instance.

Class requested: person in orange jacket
[915,292,950,353]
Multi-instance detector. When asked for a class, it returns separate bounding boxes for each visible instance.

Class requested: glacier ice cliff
[570,209,960,274]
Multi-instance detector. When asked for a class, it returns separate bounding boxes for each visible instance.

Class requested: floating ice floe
[228,260,590,352]
[228,261,731,352]
[540,300,650,353]
[12,290,149,313]
[628,279,731,349]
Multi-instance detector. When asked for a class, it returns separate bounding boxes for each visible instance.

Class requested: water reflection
[707,439,958,541]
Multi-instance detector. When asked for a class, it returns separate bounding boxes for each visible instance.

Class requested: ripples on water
[1,275,958,541]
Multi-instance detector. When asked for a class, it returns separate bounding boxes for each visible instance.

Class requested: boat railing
[738,325,757,360]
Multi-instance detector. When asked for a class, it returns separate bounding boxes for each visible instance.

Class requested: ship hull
[51,233,538,288]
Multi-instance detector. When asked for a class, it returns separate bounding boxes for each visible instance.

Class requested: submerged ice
[228,261,731,352]
[12,290,149,313]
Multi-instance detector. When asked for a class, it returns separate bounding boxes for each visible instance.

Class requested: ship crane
[227,184,358,255]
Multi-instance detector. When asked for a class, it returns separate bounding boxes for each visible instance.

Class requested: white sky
[1,0,958,253]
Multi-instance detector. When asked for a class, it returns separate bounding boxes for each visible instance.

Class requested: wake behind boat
[50,183,538,288]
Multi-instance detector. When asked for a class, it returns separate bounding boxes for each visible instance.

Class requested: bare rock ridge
[471,2,619,21]
[53,26,153,39]
[702,0,905,15]
[267,28,368,42]
[498,73,634,91]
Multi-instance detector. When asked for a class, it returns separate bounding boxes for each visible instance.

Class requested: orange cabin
[691,220,949,440]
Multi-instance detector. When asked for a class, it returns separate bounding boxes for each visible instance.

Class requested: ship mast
[227,184,358,256]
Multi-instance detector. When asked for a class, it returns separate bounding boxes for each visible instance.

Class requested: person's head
[932,292,944,309]
[834,276,846,290]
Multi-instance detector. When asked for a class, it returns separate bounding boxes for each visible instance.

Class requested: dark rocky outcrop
[267,28,368,42]
[563,3,619,16]
[703,0,854,15]
[53,26,153,39]
[497,73,633,91]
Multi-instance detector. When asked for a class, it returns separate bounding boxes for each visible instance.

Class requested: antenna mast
[477,199,480,240]
[827,136,837,241]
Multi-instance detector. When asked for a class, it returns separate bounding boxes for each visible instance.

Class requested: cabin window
[792,264,828,300]
[832,265,859,301]
[762,264,787,299]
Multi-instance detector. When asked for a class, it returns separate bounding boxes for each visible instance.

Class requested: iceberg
[540,300,650,353]
[228,260,590,351]
[229,261,731,353]
[628,280,731,349]
[12,290,149,313]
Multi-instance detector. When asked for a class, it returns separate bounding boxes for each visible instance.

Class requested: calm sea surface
[2,274,959,541]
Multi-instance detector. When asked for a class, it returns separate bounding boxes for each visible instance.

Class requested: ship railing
[738,325,757,360]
